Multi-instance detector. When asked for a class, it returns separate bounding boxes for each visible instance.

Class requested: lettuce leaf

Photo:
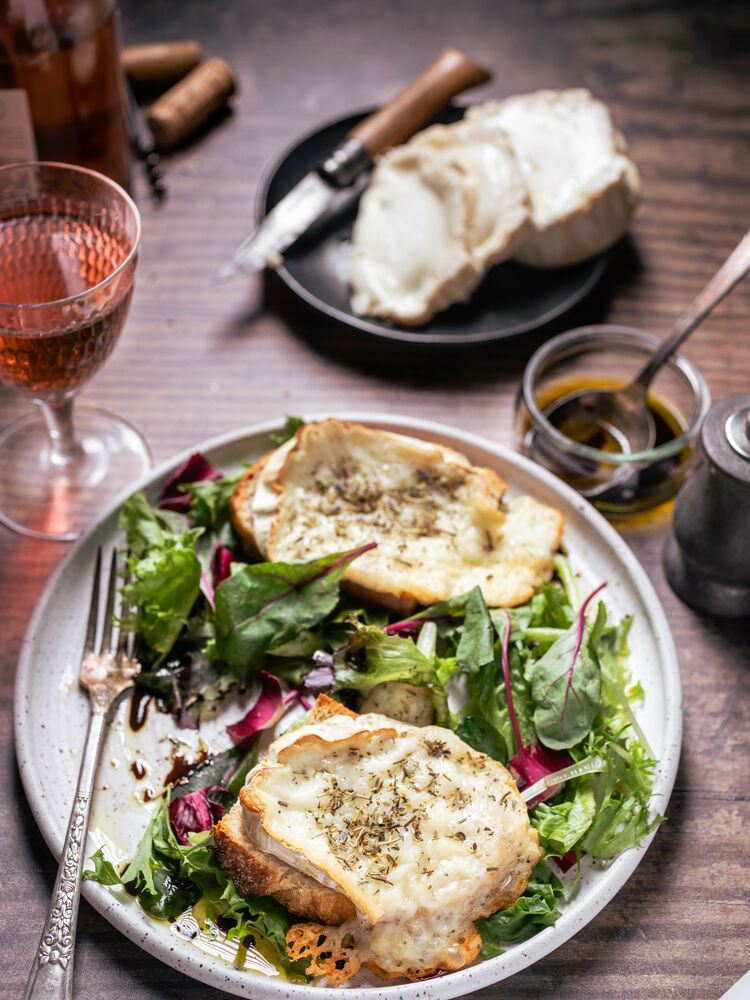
[119,492,203,658]
[84,798,306,976]
[532,781,597,855]
[476,862,565,956]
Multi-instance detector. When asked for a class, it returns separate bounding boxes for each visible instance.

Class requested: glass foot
[0,406,152,541]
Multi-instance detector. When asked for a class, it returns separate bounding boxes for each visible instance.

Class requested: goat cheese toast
[230,418,564,614]
[215,695,543,985]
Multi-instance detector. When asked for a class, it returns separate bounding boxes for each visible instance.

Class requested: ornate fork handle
[24,700,111,1000]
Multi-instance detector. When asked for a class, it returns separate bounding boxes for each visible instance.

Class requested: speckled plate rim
[14,412,682,1000]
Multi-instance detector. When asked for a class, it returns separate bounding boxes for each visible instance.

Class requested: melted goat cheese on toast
[241,711,543,980]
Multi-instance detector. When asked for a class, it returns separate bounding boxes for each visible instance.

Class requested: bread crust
[212,801,356,925]
[229,453,270,557]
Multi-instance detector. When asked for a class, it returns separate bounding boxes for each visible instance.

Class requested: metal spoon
[545,228,750,454]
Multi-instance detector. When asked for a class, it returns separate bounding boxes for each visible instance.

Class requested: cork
[146,58,236,149]
[122,41,203,94]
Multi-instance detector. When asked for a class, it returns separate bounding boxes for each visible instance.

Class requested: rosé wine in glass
[0,162,151,540]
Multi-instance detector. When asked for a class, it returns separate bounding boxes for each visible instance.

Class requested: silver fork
[24,547,138,1000]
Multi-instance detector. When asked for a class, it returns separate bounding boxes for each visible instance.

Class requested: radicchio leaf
[226,671,284,745]
[303,662,336,691]
[159,452,222,512]
[169,788,225,846]
[211,543,235,588]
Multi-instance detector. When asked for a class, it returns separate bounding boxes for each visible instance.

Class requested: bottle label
[0,90,39,164]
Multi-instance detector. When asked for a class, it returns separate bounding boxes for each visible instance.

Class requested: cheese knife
[217,48,491,280]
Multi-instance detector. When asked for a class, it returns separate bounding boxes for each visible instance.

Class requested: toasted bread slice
[213,801,357,926]
[229,451,274,557]
[230,419,562,613]
[240,694,543,984]
[213,696,359,926]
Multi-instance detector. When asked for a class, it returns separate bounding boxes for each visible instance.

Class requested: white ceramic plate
[14,413,682,1000]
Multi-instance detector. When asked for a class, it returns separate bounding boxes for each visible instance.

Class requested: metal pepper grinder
[664,394,750,616]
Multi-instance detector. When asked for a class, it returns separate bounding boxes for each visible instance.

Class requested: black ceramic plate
[262,106,609,346]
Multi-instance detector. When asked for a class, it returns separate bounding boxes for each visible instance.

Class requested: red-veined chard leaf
[499,610,572,803]
[529,583,606,750]
[213,543,375,675]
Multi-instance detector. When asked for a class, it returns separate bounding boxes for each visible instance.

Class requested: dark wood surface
[3,1,749,997]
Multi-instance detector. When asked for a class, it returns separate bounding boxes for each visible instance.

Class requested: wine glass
[0,162,151,540]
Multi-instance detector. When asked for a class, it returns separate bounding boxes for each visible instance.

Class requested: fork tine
[100,548,119,656]
[116,549,134,663]
[83,547,102,657]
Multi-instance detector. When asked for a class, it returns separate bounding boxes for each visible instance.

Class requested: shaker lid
[701,393,750,484]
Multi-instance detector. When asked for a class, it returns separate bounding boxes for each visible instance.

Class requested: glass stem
[39,398,80,468]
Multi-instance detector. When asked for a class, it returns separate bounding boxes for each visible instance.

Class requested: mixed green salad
[85,420,662,980]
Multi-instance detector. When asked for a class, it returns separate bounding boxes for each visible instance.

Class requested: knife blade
[218,47,491,281]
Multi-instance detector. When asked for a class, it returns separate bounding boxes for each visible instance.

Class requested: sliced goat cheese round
[469,88,641,267]
[350,145,481,325]
[408,119,532,269]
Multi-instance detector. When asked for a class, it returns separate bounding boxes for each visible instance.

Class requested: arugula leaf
[186,472,243,532]
[456,586,495,674]
[528,585,605,750]
[83,847,122,886]
[476,862,565,956]
[118,800,166,894]
[213,544,373,676]
[269,415,304,447]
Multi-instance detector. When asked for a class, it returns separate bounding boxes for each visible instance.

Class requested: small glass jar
[516,325,711,517]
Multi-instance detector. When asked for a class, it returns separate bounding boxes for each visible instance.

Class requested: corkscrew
[125,80,167,202]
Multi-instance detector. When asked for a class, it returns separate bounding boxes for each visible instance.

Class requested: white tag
[0,89,39,164]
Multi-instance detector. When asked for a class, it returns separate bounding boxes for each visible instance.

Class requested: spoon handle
[633,228,750,391]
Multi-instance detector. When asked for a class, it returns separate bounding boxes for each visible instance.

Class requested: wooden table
[3,1,749,997]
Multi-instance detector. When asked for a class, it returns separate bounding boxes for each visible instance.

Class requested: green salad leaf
[269,415,305,448]
[119,493,203,658]
[456,586,495,674]
[527,586,605,750]
[84,798,306,977]
[476,861,565,956]
[213,544,373,676]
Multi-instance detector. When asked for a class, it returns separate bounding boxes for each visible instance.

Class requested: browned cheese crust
[286,920,483,986]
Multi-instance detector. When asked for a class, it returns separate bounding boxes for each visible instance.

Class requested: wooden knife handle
[348,47,491,157]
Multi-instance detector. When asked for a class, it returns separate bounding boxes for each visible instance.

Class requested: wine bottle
[0,0,132,190]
